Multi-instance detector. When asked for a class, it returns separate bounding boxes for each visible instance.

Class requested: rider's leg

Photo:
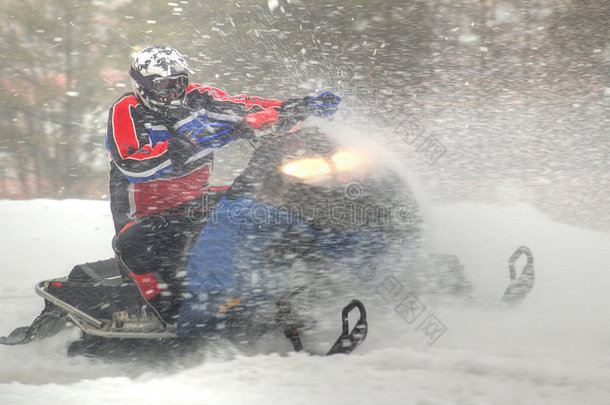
[113,215,194,324]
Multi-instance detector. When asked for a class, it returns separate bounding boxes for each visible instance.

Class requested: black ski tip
[327,299,368,356]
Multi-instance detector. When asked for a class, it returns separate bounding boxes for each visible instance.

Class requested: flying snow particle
[268,0,279,11]
[459,34,479,44]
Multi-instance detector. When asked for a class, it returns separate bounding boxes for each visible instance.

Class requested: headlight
[281,158,331,179]
[331,150,368,172]
[281,150,369,179]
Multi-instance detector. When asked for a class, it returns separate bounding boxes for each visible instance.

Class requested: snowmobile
[1,121,535,359]
[0,118,419,356]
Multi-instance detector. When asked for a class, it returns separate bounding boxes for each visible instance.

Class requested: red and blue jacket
[106,83,283,233]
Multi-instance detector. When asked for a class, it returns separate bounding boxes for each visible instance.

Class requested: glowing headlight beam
[281,158,331,179]
[331,150,368,172]
[281,151,369,179]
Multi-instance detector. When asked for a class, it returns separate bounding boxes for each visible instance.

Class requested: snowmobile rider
[106,45,340,324]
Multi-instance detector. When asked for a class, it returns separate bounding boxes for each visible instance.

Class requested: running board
[67,314,178,340]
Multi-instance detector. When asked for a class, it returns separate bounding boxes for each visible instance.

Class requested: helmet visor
[151,74,188,98]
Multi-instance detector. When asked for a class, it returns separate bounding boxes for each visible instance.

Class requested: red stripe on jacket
[132,163,211,217]
[111,95,169,161]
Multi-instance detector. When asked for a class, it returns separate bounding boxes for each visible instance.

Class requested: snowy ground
[1,198,609,405]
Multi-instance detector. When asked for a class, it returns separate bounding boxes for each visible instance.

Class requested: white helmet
[130,45,194,120]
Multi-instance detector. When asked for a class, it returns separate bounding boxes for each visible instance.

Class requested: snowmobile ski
[501,245,535,303]
[326,300,368,355]
[275,289,368,355]
[275,287,307,352]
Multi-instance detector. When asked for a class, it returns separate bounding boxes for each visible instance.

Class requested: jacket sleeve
[105,95,174,184]
[189,85,284,117]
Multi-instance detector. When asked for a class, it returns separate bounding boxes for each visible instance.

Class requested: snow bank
[0,199,609,405]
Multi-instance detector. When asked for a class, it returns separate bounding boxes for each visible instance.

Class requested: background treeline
[0,0,607,206]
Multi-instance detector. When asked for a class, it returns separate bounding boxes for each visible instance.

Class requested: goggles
[151,74,188,98]
[130,67,188,98]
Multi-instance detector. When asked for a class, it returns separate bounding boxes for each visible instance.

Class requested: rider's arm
[188,84,284,114]
[189,84,340,119]
[187,85,320,133]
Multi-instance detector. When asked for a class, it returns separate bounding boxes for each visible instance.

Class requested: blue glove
[308,91,341,117]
